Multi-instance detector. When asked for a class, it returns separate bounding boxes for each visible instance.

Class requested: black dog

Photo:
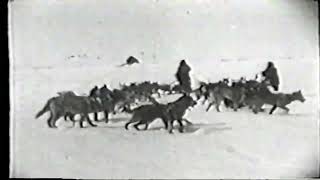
[125,94,197,133]
[89,85,114,123]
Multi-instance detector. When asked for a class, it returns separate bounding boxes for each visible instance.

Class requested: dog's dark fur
[89,85,115,123]
[205,82,246,112]
[58,91,82,123]
[194,82,220,103]
[120,81,170,99]
[245,90,305,114]
[196,78,273,112]
[194,80,236,109]
[124,103,170,131]
[125,94,197,133]
[35,92,103,128]
[165,95,197,133]
[111,88,138,113]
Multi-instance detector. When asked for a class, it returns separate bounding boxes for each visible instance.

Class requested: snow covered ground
[9,0,319,178]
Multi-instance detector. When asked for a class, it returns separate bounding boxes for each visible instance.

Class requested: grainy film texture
[9,0,319,178]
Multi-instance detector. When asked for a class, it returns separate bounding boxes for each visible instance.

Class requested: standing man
[261,61,280,91]
[175,60,192,93]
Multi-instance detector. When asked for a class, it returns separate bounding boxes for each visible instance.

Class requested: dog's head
[180,94,197,108]
[292,90,306,103]
[91,86,113,101]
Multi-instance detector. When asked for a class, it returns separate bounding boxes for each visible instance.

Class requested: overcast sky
[9,0,319,68]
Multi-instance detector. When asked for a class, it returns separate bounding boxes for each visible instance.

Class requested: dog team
[35,58,305,133]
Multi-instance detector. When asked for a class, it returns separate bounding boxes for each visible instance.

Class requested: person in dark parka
[261,61,280,91]
[175,60,192,93]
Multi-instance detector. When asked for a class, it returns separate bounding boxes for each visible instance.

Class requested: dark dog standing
[165,95,197,133]
[89,85,114,123]
[35,93,102,128]
[125,94,197,133]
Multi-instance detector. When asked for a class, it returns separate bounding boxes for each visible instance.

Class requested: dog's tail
[35,99,51,119]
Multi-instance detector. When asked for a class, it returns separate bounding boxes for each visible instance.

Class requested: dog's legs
[167,120,174,134]
[79,115,85,128]
[112,107,117,115]
[47,113,53,128]
[133,122,142,131]
[68,114,76,127]
[161,118,169,130]
[215,104,220,112]
[71,118,76,127]
[215,100,221,112]
[142,123,149,130]
[125,116,140,130]
[69,114,75,121]
[125,122,132,130]
[206,102,213,112]
[93,112,99,122]
[85,114,97,127]
[177,119,184,133]
[214,95,223,112]
[202,97,207,105]
[269,105,277,115]
[232,102,238,112]
[64,115,69,122]
[223,99,230,108]
[50,115,59,128]
[104,110,109,123]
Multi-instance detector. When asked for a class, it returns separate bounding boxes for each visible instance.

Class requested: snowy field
[9,0,319,178]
